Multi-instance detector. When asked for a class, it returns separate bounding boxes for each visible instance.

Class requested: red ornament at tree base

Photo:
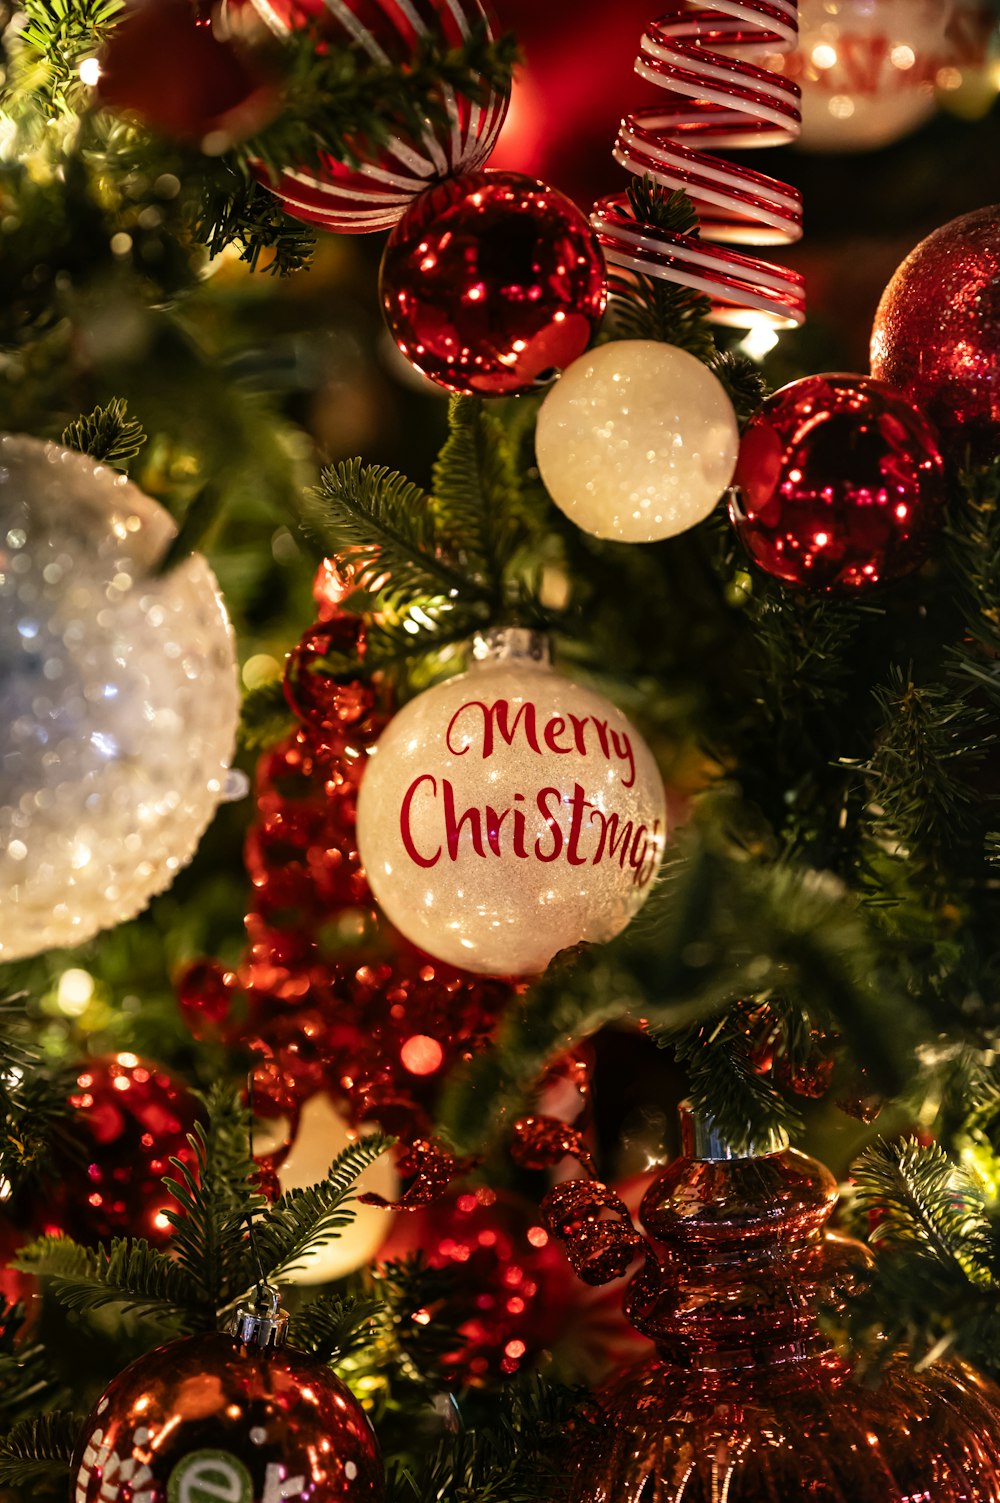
[730,374,946,592]
[380,171,607,396]
[872,204,1000,468]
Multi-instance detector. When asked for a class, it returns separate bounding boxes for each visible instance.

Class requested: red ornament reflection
[380,170,607,396]
[730,373,946,591]
[872,204,1000,468]
[49,1054,199,1247]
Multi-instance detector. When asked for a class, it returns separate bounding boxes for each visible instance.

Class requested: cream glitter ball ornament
[356,628,667,978]
[535,340,740,544]
[0,435,239,961]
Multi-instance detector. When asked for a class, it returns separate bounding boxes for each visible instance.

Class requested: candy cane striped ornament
[592,0,806,330]
[236,0,510,233]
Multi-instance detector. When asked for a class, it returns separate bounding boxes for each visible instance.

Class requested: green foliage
[0,1411,82,1492]
[239,677,295,752]
[16,1090,393,1333]
[13,0,124,114]
[604,178,716,359]
[0,1299,61,1431]
[241,23,517,186]
[671,999,812,1150]
[15,1236,196,1324]
[0,996,73,1193]
[252,1133,394,1282]
[195,173,318,277]
[846,1137,1000,1375]
[161,1086,266,1328]
[387,1376,582,1503]
[61,397,147,471]
[288,1292,383,1366]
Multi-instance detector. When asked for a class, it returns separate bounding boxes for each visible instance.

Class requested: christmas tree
[1,0,1000,1499]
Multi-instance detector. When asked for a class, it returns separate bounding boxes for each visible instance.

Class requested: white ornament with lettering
[356,629,668,977]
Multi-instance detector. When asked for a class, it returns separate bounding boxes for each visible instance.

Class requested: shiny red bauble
[98,0,277,146]
[380,170,607,395]
[49,1054,199,1247]
[283,617,378,738]
[237,0,509,232]
[380,1185,571,1383]
[729,374,946,592]
[73,1328,384,1503]
[872,205,1000,467]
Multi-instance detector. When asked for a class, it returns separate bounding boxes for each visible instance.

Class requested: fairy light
[78,57,101,87]
[57,967,95,1016]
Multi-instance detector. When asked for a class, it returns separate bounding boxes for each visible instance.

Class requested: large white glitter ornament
[534,340,740,544]
[268,1094,397,1286]
[356,629,667,977]
[0,434,239,961]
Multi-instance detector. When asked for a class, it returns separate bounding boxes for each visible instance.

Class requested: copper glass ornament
[546,1111,1000,1503]
[73,1290,385,1503]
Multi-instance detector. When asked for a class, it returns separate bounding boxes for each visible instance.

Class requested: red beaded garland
[380,170,607,396]
[871,204,1000,467]
[379,1185,572,1382]
[729,374,946,592]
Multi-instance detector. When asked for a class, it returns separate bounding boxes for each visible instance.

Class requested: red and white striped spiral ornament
[235,0,509,233]
[592,0,806,330]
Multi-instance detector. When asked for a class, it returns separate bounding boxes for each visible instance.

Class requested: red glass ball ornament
[49,1054,199,1247]
[872,204,1000,467]
[236,0,509,232]
[380,170,607,396]
[73,1325,384,1503]
[729,374,946,592]
[98,0,278,147]
[380,1185,571,1382]
[283,617,377,737]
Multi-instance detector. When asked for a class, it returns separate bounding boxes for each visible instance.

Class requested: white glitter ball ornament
[535,339,740,543]
[356,628,667,977]
[0,434,239,961]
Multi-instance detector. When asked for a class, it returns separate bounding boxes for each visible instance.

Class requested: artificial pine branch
[161,1087,266,1327]
[242,23,517,185]
[239,677,296,752]
[670,999,810,1149]
[12,0,124,115]
[604,178,716,359]
[431,396,514,593]
[287,1292,383,1366]
[709,351,769,426]
[61,398,147,472]
[856,667,993,889]
[387,1375,581,1503]
[15,1236,197,1324]
[0,1411,82,1491]
[195,172,317,277]
[0,1299,61,1430]
[251,1133,395,1282]
[306,460,478,607]
[844,1137,1000,1375]
[0,996,74,1193]
[852,1138,994,1278]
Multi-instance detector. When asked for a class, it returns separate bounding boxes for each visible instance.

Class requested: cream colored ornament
[0,434,239,961]
[273,1094,398,1284]
[356,628,667,977]
[535,340,740,544]
[767,0,952,153]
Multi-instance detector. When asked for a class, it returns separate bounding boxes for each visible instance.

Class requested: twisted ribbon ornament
[593,0,805,330]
